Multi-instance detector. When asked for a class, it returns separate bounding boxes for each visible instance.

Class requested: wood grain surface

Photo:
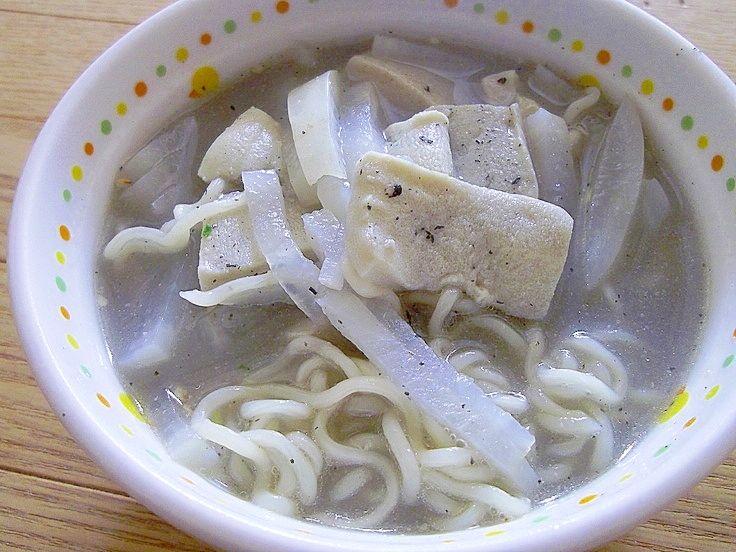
[0,1,734,550]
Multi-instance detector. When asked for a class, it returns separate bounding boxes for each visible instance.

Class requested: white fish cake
[346,55,454,113]
[434,103,539,197]
[385,110,453,175]
[198,107,283,183]
[198,184,314,290]
[344,152,573,319]
[197,194,266,290]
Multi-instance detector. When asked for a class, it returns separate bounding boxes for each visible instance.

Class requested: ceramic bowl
[9,0,736,551]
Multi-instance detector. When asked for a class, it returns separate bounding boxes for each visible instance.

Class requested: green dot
[146,449,162,461]
[533,515,550,523]
[80,365,92,377]
[654,444,670,457]
[62,189,72,202]
[55,276,67,292]
[548,28,562,42]
[224,19,237,33]
[473,3,485,13]
[726,178,735,192]
[725,354,734,367]
[621,65,632,78]
[101,120,112,135]
[681,115,694,131]
[156,64,167,77]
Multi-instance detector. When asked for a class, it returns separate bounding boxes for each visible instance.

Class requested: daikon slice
[578,99,644,288]
[302,209,345,290]
[241,170,327,326]
[288,70,346,186]
[523,107,580,215]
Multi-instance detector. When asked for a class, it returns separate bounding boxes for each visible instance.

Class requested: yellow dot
[495,9,509,24]
[66,334,79,349]
[579,494,598,504]
[176,47,189,62]
[577,74,600,87]
[55,251,66,264]
[705,385,720,400]
[571,39,584,52]
[640,79,655,95]
[658,387,689,423]
[485,530,505,537]
[116,102,127,116]
[618,473,633,483]
[251,10,262,22]
[121,425,134,436]
[71,165,83,182]
[120,393,147,423]
[697,135,709,149]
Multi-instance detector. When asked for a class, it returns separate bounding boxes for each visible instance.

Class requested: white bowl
[9,0,736,551]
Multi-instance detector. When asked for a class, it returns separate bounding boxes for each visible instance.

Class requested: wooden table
[0,1,734,550]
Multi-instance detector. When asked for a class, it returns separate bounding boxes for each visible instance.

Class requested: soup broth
[97,38,707,533]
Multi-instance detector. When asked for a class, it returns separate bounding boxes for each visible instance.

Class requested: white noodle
[422,471,531,520]
[179,272,290,307]
[330,467,371,502]
[419,447,473,469]
[239,400,313,421]
[104,191,246,259]
[428,287,461,337]
[382,411,421,503]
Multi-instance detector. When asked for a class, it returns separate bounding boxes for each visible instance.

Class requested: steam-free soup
[98,37,707,533]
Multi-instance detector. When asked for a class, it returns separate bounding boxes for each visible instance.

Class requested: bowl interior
[9,0,736,551]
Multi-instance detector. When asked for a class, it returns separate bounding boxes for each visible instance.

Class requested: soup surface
[98,37,707,533]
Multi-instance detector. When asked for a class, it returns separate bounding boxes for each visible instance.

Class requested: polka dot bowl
[8,0,736,551]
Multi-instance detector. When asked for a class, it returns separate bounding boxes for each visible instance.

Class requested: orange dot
[84,142,94,156]
[59,225,71,241]
[683,417,697,428]
[97,393,111,408]
[60,306,71,320]
[711,154,724,172]
[522,20,534,33]
[444,0,458,7]
[596,49,611,64]
[662,97,674,111]
[200,33,212,45]
[275,0,289,13]
[134,81,148,97]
